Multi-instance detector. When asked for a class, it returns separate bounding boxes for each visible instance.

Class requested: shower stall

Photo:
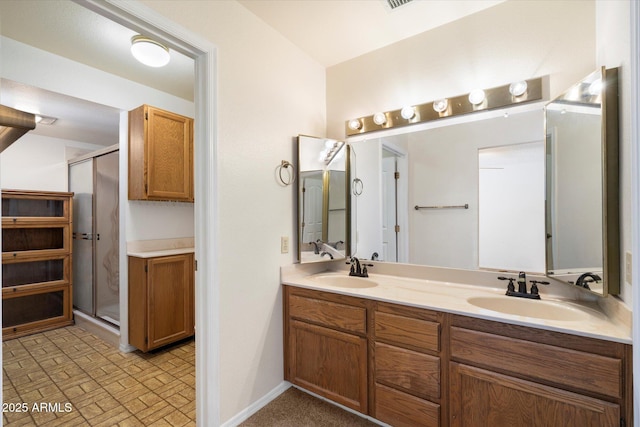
[69,148,120,327]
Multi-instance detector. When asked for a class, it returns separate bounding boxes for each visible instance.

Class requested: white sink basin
[309,274,379,289]
[467,296,591,322]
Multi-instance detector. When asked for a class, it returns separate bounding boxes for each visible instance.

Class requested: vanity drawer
[289,294,366,334]
[375,311,439,353]
[375,342,440,400]
[450,326,622,399]
[375,383,439,427]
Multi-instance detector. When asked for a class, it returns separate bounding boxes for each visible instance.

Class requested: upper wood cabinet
[128,105,194,202]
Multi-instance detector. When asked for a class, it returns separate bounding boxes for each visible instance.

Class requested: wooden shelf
[2,190,73,340]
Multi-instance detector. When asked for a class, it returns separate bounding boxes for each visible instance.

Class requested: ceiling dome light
[348,119,362,131]
[432,99,448,113]
[401,106,416,120]
[509,80,528,97]
[468,89,486,105]
[131,35,170,67]
[373,112,387,126]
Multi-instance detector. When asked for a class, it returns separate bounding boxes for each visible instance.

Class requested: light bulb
[373,112,387,126]
[348,119,362,131]
[401,106,416,120]
[588,78,602,96]
[509,81,528,97]
[468,89,485,105]
[432,99,448,113]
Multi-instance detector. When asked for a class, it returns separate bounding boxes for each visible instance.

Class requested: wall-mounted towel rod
[415,204,469,210]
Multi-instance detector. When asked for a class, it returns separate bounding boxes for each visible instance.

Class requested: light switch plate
[281,236,289,254]
[625,251,632,285]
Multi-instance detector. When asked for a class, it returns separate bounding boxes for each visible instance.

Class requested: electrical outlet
[281,236,289,254]
[625,251,632,285]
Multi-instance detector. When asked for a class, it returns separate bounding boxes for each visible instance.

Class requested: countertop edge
[282,276,632,345]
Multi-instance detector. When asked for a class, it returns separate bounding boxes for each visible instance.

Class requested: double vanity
[288,68,630,426]
[282,262,631,427]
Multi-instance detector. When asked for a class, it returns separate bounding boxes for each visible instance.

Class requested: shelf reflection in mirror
[297,135,350,263]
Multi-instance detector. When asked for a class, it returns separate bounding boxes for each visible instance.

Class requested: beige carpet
[240,387,379,426]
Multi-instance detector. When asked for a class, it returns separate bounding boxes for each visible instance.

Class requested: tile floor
[2,326,195,426]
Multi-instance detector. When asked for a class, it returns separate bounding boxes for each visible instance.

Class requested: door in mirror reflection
[297,135,349,263]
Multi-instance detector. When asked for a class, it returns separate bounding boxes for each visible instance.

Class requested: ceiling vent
[385,0,413,10]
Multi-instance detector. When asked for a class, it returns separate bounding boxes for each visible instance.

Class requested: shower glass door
[69,150,119,326]
[95,151,119,325]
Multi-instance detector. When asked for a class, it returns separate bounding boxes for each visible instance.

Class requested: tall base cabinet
[2,190,74,340]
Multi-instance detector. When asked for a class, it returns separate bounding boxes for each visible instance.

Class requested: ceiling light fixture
[348,119,362,131]
[468,89,486,105]
[509,81,528,97]
[35,115,57,125]
[401,106,416,120]
[432,99,448,113]
[131,35,170,68]
[373,112,387,126]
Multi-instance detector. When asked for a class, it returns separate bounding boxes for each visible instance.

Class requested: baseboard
[221,381,292,427]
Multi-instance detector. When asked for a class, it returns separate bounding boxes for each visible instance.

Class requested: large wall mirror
[545,67,619,295]
[297,135,350,263]
[349,108,546,273]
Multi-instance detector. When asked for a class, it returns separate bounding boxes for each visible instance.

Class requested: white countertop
[127,237,194,258]
[281,264,632,344]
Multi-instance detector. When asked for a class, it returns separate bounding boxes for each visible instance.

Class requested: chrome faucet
[346,256,372,277]
[575,272,601,290]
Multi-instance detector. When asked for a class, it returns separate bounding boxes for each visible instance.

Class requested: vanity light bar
[345,77,544,136]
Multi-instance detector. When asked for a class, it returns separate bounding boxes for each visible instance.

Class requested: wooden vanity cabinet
[128,253,195,352]
[284,286,369,413]
[1,190,74,340]
[449,315,632,427]
[128,105,194,202]
[372,302,443,427]
[284,285,632,427]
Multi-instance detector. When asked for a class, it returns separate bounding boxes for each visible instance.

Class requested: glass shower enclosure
[69,149,120,326]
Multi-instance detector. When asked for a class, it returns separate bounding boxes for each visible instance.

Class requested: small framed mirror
[297,135,350,263]
[545,67,619,295]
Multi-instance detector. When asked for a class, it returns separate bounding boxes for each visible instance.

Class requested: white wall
[1,134,103,191]
[139,1,326,423]
[327,0,595,139]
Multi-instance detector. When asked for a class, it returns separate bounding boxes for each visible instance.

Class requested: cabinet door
[450,362,619,427]
[146,107,193,201]
[147,254,194,349]
[289,319,368,413]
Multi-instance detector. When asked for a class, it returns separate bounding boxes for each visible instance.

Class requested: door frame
[77,0,220,424]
